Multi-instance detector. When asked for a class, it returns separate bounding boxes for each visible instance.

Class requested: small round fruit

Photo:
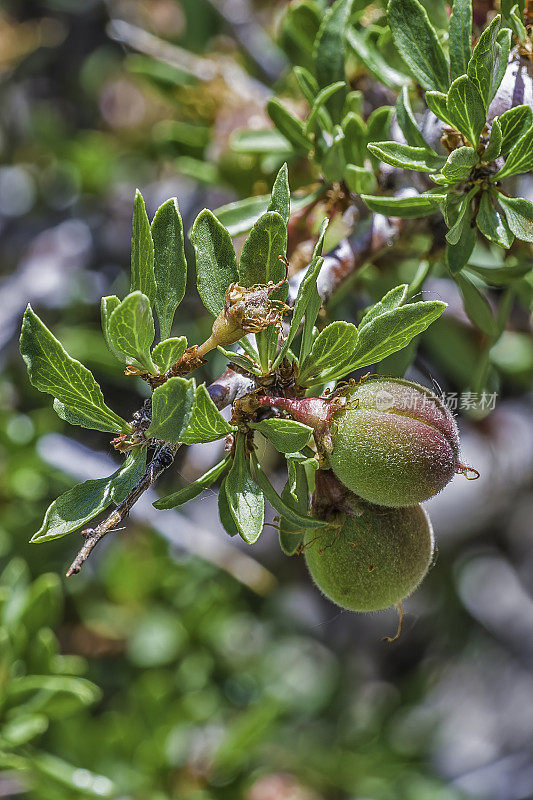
[304,504,434,612]
[328,377,459,507]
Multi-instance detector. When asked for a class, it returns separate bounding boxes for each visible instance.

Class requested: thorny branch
[65,210,405,577]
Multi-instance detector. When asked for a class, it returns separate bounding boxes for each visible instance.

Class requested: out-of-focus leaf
[313,0,353,120]
[476,191,514,248]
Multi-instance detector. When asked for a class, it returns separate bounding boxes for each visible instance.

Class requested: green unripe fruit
[328,377,460,507]
[304,503,434,612]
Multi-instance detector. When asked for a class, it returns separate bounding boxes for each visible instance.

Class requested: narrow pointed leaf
[446,224,476,272]
[279,464,309,555]
[387,0,449,92]
[396,87,428,148]
[482,118,502,162]
[345,28,409,90]
[251,454,326,530]
[267,163,290,224]
[455,273,497,335]
[100,296,122,361]
[304,81,346,134]
[361,191,444,217]
[225,437,264,544]
[146,377,195,443]
[449,0,472,80]
[108,291,156,373]
[31,451,146,543]
[180,384,235,444]
[467,14,501,111]
[313,0,353,120]
[476,191,513,248]
[130,190,156,306]
[267,98,312,152]
[217,347,263,376]
[491,28,512,102]
[151,198,187,341]
[153,457,230,509]
[20,306,130,434]
[191,209,238,316]
[368,142,445,172]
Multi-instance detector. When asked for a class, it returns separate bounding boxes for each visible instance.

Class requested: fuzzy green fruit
[304,503,434,612]
[328,378,459,507]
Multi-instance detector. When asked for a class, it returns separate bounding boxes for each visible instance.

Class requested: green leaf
[497,194,533,243]
[130,189,156,306]
[232,129,293,156]
[293,65,319,104]
[344,164,377,194]
[446,223,476,272]
[345,28,409,90]
[396,87,429,148]
[146,377,195,443]
[491,28,512,102]
[447,75,487,146]
[217,347,263,376]
[267,98,312,152]
[100,295,123,362]
[20,306,130,435]
[272,220,327,370]
[180,384,235,444]
[267,163,290,225]
[250,454,326,530]
[425,91,456,127]
[225,436,264,544]
[151,198,187,341]
[279,464,308,556]
[299,321,359,385]
[214,187,324,238]
[218,478,239,536]
[366,105,394,145]
[359,284,408,328]
[304,81,346,135]
[467,14,501,111]
[313,0,353,120]
[482,118,502,162]
[108,291,156,373]
[153,457,230,509]
[494,124,533,179]
[239,211,287,288]
[498,105,533,156]
[191,209,238,316]
[446,187,478,244]
[321,126,347,182]
[345,301,447,373]
[151,336,187,372]
[455,272,497,335]
[367,142,445,172]
[387,0,449,92]
[440,146,479,182]
[250,418,313,453]
[476,191,513,248]
[361,191,444,217]
[31,451,146,543]
[342,113,367,167]
[449,0,472,80]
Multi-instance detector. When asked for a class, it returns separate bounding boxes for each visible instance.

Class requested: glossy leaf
[361,191,444,217]
[476,191,513,248]
[447,76,486,146]
[180,384,235,445]
[498,105,532,156]
[267,163,290,225]
[151,198,187,341]
[387,0,449,92]
[497,194,533,243]
[482,118,502,162]
[217,347,263,376]
[396,87,428,148]
[108,291,156,373]
[250,454,325,530]
[449,0,472,79]
[218,478,239,536]
[491,28,512,103]
[467,14,501,111]
[446,188,478,244]
[425,91,455,127]
[367,142,445,172]
[214,187,324,238]
[313,0,353,120]
[359,284,408,329]
[494,124,533,179]
[345,301,447,373]
[279,465,308,556]
[225,436,264,544]
[153,457,230,509]
[31,450,146,543]
[191,209,238,316]
[130,189,156,306]
[239,211,287,288]
[250,418,313,453]
[100,295,123,362]
[20,306,130,435]
[299,321,359,385]
[151,337,187,372]
[146,377,195,443]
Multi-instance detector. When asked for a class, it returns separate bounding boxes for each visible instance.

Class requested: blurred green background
[1,1,533,798]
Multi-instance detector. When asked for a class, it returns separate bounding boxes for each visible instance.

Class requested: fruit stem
[257,395,340,429]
